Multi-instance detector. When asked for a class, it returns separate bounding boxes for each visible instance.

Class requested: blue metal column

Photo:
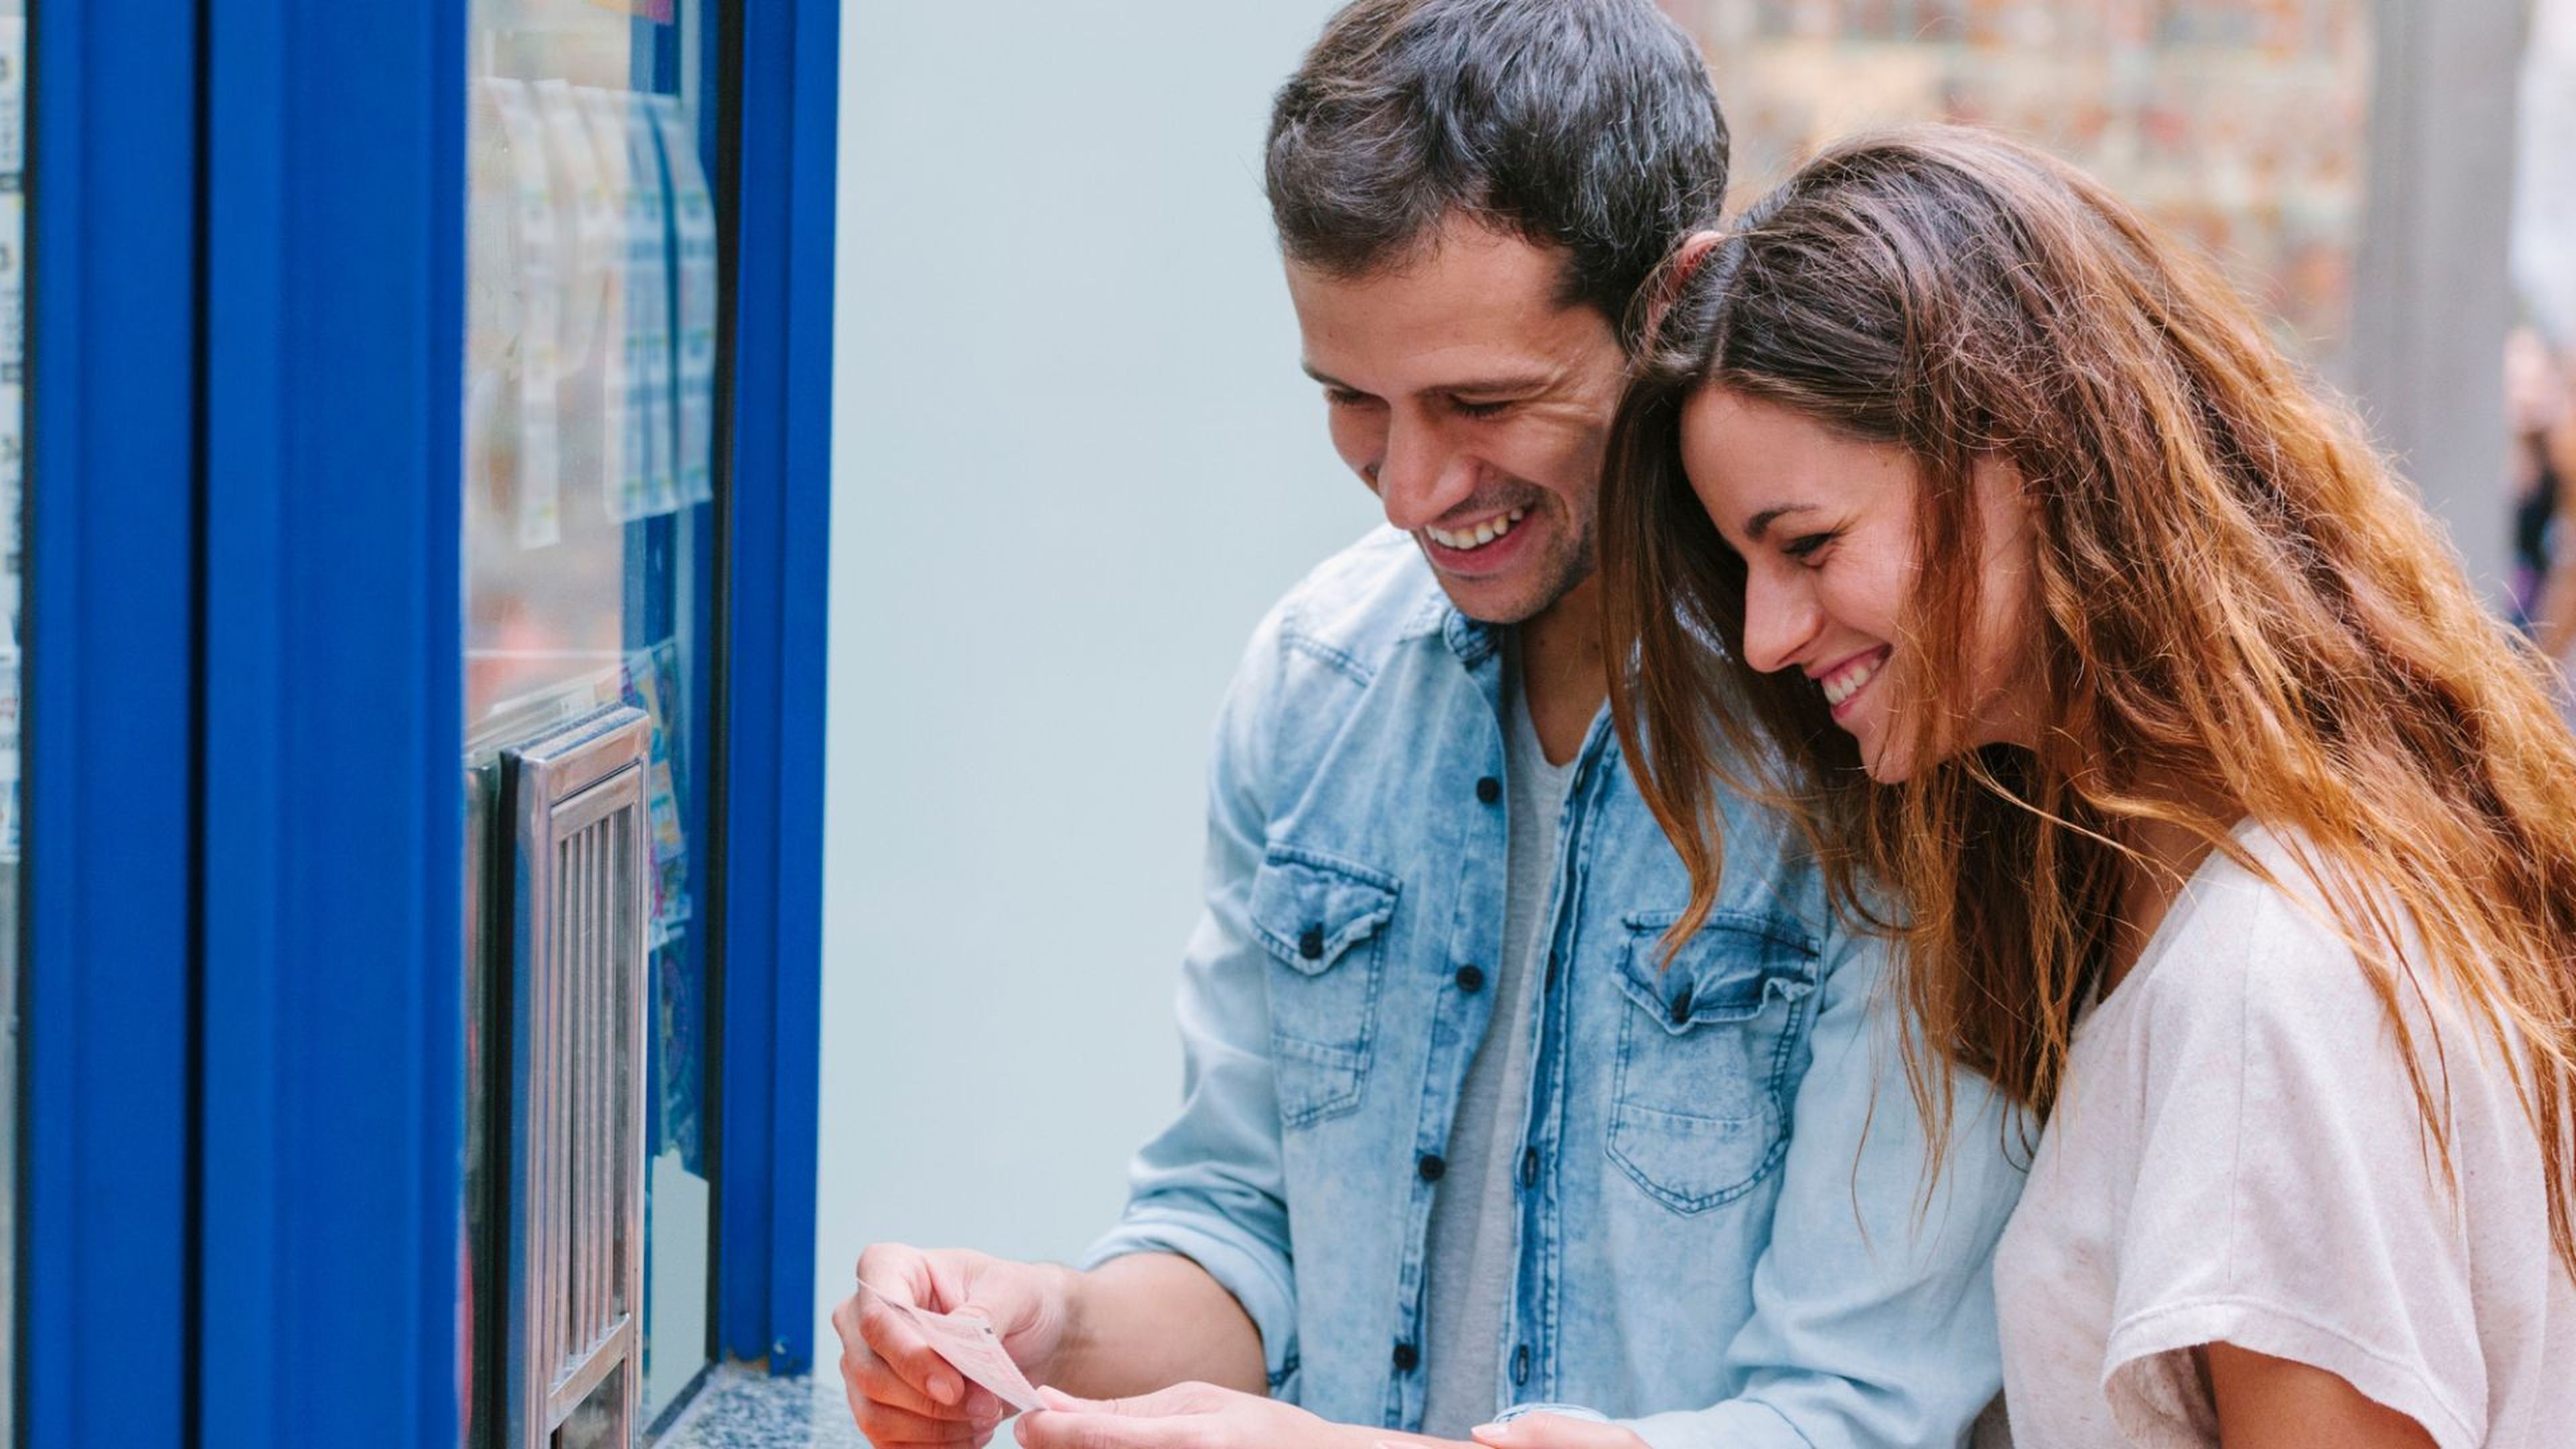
[21,0,199,1442]
[716,0,837,1373]
[195,0,466,1442]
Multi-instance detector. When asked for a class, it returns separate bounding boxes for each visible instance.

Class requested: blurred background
[811,0,2573,1436]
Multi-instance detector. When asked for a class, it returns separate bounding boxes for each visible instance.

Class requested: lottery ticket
[857,1279,1046,1413]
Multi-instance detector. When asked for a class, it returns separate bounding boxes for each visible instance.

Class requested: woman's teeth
[1426,508,1528,551]
[1822,651,1885,708]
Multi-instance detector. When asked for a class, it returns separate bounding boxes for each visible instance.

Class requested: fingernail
[934,1373,961,1406]
[1471,1424,1515,1444]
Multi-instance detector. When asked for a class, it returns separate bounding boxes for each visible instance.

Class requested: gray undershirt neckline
[1419,650,1576,1436]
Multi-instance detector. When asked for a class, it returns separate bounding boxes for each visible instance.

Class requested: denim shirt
[1085,530,2026,1448]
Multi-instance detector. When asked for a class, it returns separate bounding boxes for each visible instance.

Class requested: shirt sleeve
[1079,609,1302,1395]
[1616,929,2031,1449]
[2096,902,2493,1449]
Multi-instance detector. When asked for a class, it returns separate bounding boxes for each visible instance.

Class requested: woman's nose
[1739,566,1821,676]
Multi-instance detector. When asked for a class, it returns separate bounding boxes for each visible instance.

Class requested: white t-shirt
[1992,823,2575,1448]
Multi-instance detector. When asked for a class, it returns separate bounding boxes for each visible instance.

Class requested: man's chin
[1432,572,1546,624]
[1428,557,1587,627]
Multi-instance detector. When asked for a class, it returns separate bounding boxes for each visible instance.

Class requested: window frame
[18,0,835,1438]
[21,0,199,1440]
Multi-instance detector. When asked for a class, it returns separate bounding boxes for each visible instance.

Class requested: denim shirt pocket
[1606,908,1820,1213]
[1250,845,1400,1128]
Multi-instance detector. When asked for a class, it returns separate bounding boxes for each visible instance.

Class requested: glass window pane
[462,0,719,1436]
[2,0,25,1438]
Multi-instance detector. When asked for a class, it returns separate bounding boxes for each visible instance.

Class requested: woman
[1568,127,2576,1446]
[2504,327,2565,631]
[2520,333,2576,701]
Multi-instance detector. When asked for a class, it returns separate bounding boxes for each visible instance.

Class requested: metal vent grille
[503,706,650,1448]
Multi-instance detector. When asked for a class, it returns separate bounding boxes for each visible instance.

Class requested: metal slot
[502,706,649,1448]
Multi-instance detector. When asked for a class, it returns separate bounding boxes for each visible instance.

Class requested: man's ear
[1638,229,1725,349]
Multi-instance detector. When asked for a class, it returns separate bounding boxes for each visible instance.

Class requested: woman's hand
[1020,1382,1399,1449]
[1472,1415,1649,1449]
[1014,1383,1649,1449]
[1376,1413,1648,1449]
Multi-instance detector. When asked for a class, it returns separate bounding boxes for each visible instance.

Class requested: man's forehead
[1297,268,1562,326]
[1289,269,1613,397]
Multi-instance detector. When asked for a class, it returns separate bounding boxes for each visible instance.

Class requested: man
[836,3,2025,1445]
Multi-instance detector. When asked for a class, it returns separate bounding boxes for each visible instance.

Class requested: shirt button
[1417,1152,1447,1182]
[1476,775,1502,804]
[1669,987,1693,1025]
[1393,1342,1420,1373]
[1454,964,1486,993]
[1519,1147,1539,1188]
[1299,924,1325,960]
[1512,1344,1531,1385]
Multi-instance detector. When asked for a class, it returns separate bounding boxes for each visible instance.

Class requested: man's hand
[1018,1383,1389,1449]
[832,1242,1075,1447]
[1454,1415,1650,1449]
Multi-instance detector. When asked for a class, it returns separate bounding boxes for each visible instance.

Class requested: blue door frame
[714,0,835,1374]
[20,0,835,1440]
[193,0,466,1442]
[21,0,198,1441]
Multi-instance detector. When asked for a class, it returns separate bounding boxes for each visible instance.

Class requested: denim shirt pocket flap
[1249,845,1399,1128]
[1250,847,1400,977]
[1604,907,1821,1213]
[1613,907,1820,1034]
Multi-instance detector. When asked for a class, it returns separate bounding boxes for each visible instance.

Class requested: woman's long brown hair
[1601,125,2576,1275]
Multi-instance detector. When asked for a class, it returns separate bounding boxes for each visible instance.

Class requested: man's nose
[1739,566,1821,676]
[1371,415,1477,533]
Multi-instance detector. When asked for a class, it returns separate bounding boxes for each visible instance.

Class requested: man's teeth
[1426,508,1528,551]
[1822,653,1884,708]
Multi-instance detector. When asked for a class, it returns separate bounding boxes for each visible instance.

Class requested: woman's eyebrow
[1744,504,1816,543]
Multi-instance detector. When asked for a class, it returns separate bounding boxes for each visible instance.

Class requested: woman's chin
[1854,730,1915,785]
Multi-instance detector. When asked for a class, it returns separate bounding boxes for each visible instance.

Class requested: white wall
[818,0,1368,1379]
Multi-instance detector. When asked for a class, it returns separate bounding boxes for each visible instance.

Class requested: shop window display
[461,0,720,1437]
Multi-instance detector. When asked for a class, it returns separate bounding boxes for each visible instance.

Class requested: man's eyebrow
[1295,364,1558,396]
[1744,504,1816,543]
[1440,371,1556,396]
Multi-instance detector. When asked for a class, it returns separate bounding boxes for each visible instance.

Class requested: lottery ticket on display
[487,78,563,549]
[535,80,617,382]
[578,86,647,523]
[647,95,718,507]
[2,382,19,635]
[0,17,25,180]
[622,89,678,517]
[0,191,22,379]
[0,0,19,427]
[854,1281,1046,1415]
[619,642,691,946]
[0,638,17,864]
